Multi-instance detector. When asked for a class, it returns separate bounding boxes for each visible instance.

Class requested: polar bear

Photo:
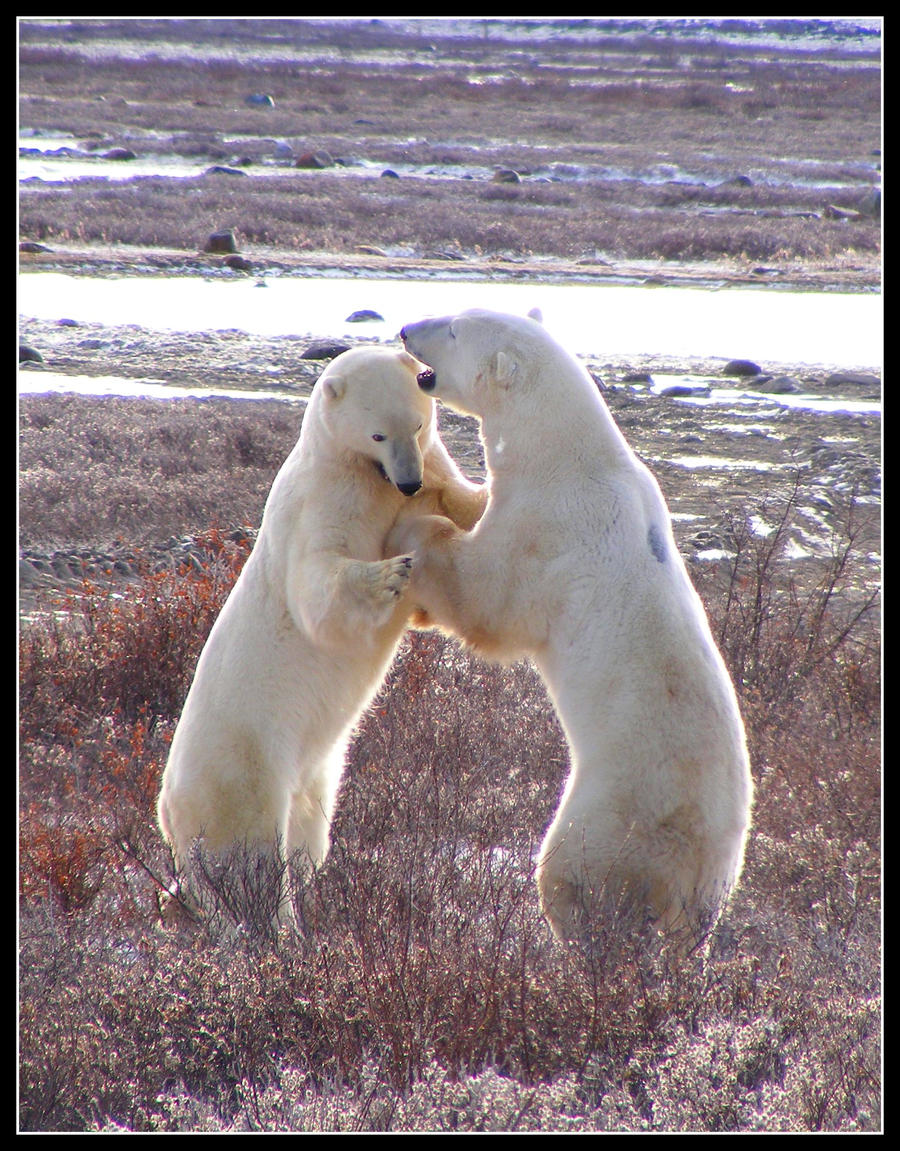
[157,346,486,928]
[388,309,753,948]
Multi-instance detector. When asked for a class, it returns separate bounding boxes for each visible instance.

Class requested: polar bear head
[316,346,437,495]
[399,308,546,419]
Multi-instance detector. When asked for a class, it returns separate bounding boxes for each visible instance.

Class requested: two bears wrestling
[158,308,753,949]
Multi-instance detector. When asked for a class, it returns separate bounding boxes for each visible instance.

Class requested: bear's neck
[480,365,631,474]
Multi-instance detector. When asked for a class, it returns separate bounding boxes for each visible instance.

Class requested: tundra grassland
[19,18,881,1133]
[19,17,880,281]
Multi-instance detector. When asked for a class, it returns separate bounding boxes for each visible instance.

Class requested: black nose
[397,480,422,496]
[417,368,436,391]
[399,326,408,342]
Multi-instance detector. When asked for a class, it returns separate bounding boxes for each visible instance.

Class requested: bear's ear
[527,307,543,324]
[323,373,346,401]
[493,350,518,388]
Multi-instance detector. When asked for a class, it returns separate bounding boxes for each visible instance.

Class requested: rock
[621,371,654,384]
[689,529,725,551]
[355,245,389,256]
[492,168,520,183]
[203,165,246,177]
[51,557,80,583]
[19,558,51,590]
[245,93,275,107]
[659,383,710,398]
[300,340,352,360]
[345,309,384,323]
[295,150,333,169]
[19,241,52,254]
[203,230,238,254]
[101,147,137,161]
[722,359,762,377]
[824,371,881,389]
[224,254,253,272]
[823,204,862,221]
[754,375,801,394]
[19,345,43,363]
[380,169,400,179]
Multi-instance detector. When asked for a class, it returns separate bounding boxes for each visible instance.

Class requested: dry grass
[19,483,881,1132]
[18,18,881,269]
[19,394,302,550]
[19,170,881,266]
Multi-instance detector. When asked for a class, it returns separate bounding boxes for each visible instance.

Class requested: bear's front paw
[371,553,414,609]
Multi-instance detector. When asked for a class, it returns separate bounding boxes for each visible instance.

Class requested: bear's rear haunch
[390,308,753,950]
[157,346,487,932]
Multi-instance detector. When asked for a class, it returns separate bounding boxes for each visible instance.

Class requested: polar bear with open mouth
[388,308,753,947]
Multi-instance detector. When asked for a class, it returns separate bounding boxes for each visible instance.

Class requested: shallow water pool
[19,271,882,370]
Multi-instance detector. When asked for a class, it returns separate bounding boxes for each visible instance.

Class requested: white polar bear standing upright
[389,309,753,947]
[157,346,486,925]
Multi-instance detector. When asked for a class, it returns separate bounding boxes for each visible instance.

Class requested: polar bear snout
[400,322,437,373]
[381,439,425,497]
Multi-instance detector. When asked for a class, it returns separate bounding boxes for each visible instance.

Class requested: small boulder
[203,229,238,254]
[722,359,762,377]
[245,93,275,107]
[345,309,384,323]
[19,345,43,363]
[101,147,137,161]
[300,340,352,360]
[824,371,881,389]
[295,150,333,169]
[659,383,710,398]
[823,204,862,221]
[754,375,801,394]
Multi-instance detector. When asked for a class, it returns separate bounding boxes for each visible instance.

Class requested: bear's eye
[371,433,386,442]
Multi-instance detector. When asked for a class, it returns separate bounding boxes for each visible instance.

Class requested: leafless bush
[19,395,299,549]
[19,490,881,1129]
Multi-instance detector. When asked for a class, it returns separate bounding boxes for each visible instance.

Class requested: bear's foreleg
[291,551,414,645]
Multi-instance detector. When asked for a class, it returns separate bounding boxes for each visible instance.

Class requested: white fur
[157,346,486,923]
[390,309,753,946]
